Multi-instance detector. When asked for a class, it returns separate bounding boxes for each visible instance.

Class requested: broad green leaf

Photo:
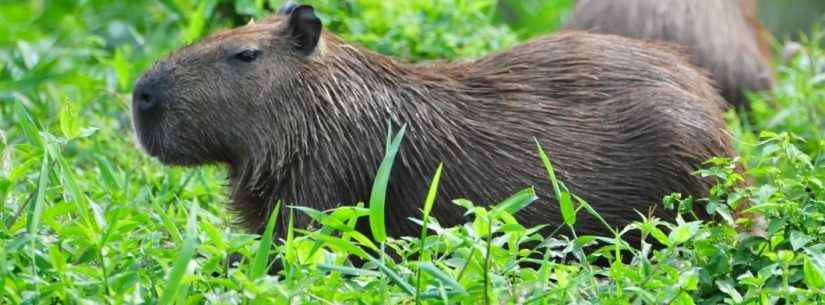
[58,100,82,139]
[715,280,743,303]
[292,205,354,232]
[681,269,699,291]
[669,221,701,245]
[346,230,380,253]
[47,244,67,274]
[490,187,537,219]
[671,291,696,305]
[790,231,813,250]
[472,207,491,238]
[803,256,825,289]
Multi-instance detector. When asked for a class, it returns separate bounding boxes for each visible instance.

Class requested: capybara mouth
[140,140,204,166]
[153,150,203,166]
[133,126,206,166]
[132,125,165,161]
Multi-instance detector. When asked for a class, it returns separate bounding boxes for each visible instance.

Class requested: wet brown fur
[564,0,774,109]
[133,13,736,244]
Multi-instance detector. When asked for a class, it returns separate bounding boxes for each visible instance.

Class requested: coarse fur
[564,0,774,109]
[133,7,736,244]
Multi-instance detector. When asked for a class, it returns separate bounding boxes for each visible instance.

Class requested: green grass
[2,1,825,304]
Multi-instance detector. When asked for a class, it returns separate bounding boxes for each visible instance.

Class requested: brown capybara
[564,0,774,109]
[132,4,736,244]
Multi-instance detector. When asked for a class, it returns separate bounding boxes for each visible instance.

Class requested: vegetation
[1,1,824,304]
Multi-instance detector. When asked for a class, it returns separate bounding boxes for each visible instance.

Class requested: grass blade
[47,138,96,230]
[317,264,380,277]
[301,230,370,259]
[283,209,295,271]
[297,204,370,261]
[184,1,208,43]
[573,194,621,238]
[94,156,120,190]
[421,163,443,228]
[489,187,537,218]
[419,162,443,262]
[25,149,49,301]
[370,256,416,296]
[152,200,183,244]
[535,139,576,226]
[369,124,407,243]
[12,99,42,148]
[420,263,465,294]
[249,201,281,280]
[157,201,199,305]
[27,151,49,235]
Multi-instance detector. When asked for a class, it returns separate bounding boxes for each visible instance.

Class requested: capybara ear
[276,1,298,15]
[285,4,322,55]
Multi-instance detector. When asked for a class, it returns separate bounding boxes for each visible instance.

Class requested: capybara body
[564,0,774,109]
[132,5,735,243]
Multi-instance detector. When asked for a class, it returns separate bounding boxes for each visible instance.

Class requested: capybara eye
[234,49,261,63]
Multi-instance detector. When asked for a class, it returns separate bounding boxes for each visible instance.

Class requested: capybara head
[563,0,774,109]
[134,3,741,242]
[132,4,321,166]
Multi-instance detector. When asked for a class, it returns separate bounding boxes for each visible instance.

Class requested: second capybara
[132,4,736,244]
[564,0,774,109]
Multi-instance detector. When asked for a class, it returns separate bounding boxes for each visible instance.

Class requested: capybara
[132,4,736,243]
[564,0,774,109]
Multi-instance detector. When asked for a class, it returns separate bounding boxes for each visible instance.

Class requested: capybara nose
[133,80,161,114]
